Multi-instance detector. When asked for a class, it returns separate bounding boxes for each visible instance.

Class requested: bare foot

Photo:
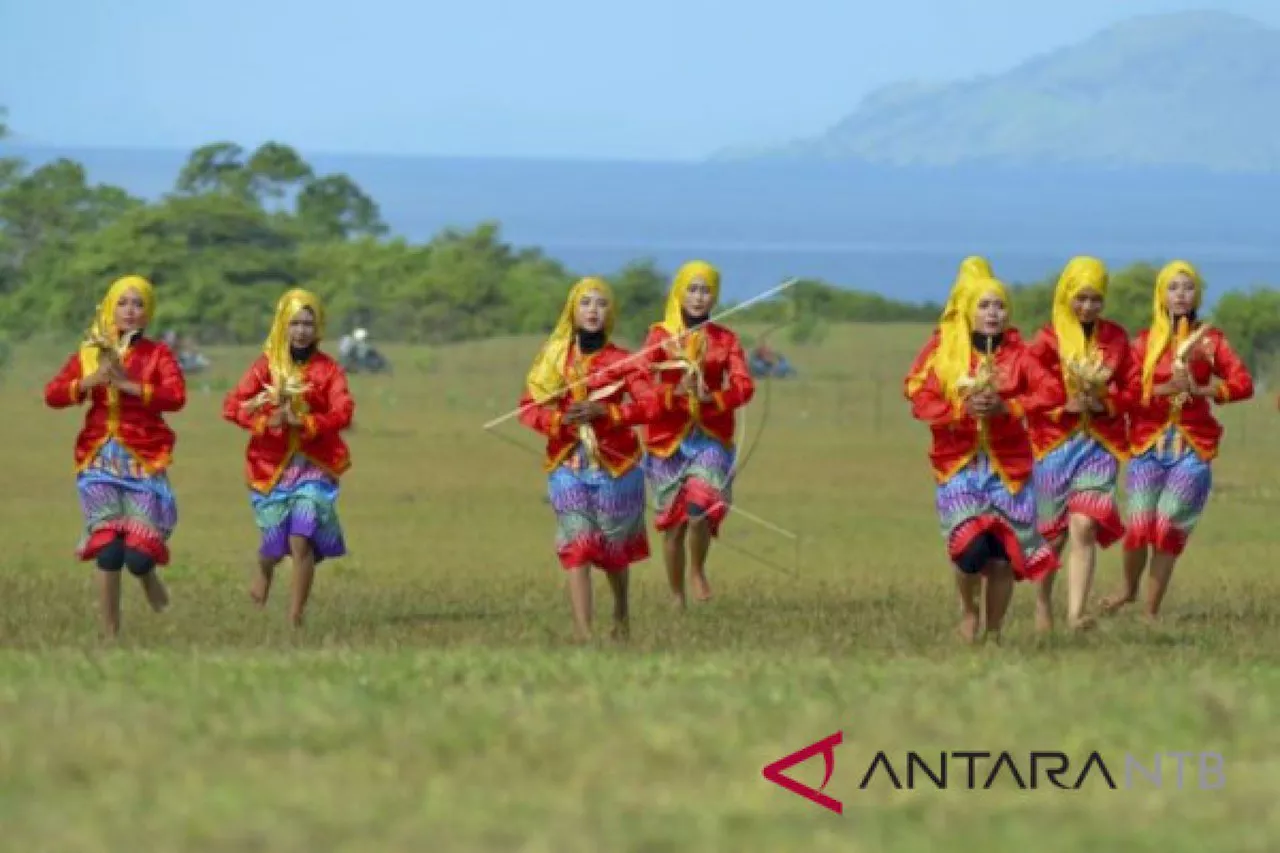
[610,619,630,641]
[1035,605,1054,634]
[983,629,1003,646]
[249,567,274,607]
[691,570,712,602]
[1141,611,1163,626]
[143,576,170,613]
[1069,615,1097,632]
[671,592,687,610]
[290,612,305,629]
[1098,592,1135,616]
[957,612,980,644]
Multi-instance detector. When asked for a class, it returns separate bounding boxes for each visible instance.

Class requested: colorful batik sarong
[644,428,735,536]
[75,438,178,565]
[1033,432,1125,547]
[547,446,649,571]
[936,453,1057,582]
[249,454,346,562]
[1123,427,1213,556]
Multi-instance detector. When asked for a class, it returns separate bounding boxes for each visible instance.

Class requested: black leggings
[954,532,1008,575]
[95,534,157,577]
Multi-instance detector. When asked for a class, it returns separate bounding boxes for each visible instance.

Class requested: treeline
[1,107,1278,376]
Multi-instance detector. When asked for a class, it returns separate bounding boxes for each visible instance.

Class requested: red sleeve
[301,365,355,440]
[44,352,86,409]
[1007,346,1064,419]
[642,326,682,413]
[1024,328,1068,422]
[1101,336,1140,417]
[708,335,756,415]
[140,345,186,413]
[902,334,939,398]
[910,372,963,426]
[1210,334,1254,405]
[518,391,573,439]
[222,361,272,436]
[606,360,661,428]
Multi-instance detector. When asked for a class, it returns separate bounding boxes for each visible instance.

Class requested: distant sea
[6,144,1280,308]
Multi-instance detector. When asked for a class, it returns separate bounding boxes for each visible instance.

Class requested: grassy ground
[1,325,1277,852]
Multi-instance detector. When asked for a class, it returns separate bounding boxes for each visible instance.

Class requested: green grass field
[2,325,1277,852]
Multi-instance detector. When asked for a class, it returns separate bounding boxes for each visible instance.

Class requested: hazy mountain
[715,11,1280,172]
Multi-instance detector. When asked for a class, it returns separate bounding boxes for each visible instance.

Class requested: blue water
[7,144,1280,306]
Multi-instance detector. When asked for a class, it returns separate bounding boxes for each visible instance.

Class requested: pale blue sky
[1,0,1277,159]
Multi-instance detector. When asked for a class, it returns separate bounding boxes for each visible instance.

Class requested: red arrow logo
[762,731,844,814]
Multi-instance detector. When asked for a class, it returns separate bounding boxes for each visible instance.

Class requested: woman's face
[1072,287,1105,324]
[1164,273,1198,317]
[289,307,317,348]
[574,288,610,333]
[973,291,1008,335]
[681,277,714,317]
[113,288,147,333]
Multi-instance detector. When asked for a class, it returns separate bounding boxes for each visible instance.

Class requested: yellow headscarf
[904,256,994,396]
[79,275,156,374]
[264,288,326,382]
[932,275,1011,404]
[1051,256,1109,379]
[1141,260,1203,402]
[659,260,721,336]
[955,255,993,286]
[525,277,615,404]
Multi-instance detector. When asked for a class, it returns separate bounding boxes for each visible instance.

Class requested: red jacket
[1025,319,1137,461]
[1127,326,1253,461]
[43,337,186,473]
[223,352,355,493]
[519,342,660,477]
[640,322,755,457]
[908,329,1062,493]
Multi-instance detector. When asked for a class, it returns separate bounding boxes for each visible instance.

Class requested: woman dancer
[1026,256,1136,632]
[905,275,1061,643]
[43,275,185,637]
[223,288,355,627]
[518,277,660,641]
[1100,261,1253,620]
[904,255,995,399]
[642,261,755,606]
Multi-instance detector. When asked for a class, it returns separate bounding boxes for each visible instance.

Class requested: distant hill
[714,11,1280,172]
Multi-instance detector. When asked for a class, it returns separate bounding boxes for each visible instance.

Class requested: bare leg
[983,560,1015,643]
[1144,551,1179,621]
[97,571,122,639]
[955,570,982,643]
[287,536,316,628]
[138,572,170,613]
[605,569,629,640]
[1065,514,1099,630]
[663,524,688,607]
[687,517,713,601]
[566,566,593,642]
[1036,536,1066,633]
[1101,546,1147,614]
[250,554,280,607]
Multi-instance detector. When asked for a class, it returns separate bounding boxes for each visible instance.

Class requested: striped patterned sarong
[935,453,1057,582]
[75,439,178,565]
[1123,427,1213,556]
[250,455,347,562]
[1033,432,1124,548]
[548,446,649,571]
[644,428,736,536]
